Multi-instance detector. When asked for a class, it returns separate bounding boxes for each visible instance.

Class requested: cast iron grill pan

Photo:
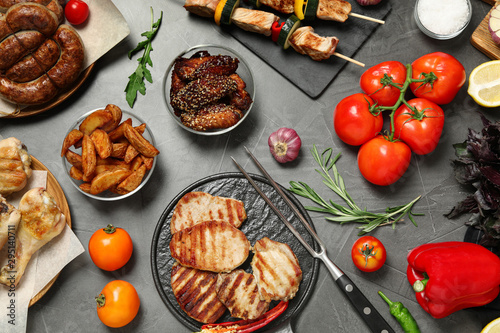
[151,172,320,332]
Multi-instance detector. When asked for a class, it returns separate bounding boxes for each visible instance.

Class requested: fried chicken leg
[0,187,65,287]
[0,195,20,250]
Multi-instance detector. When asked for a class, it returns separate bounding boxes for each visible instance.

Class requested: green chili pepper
[378,291,421,333]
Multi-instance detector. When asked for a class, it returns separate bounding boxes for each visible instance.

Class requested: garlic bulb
[268,128,302,163]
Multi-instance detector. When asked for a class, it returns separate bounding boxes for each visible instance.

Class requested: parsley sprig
[288,145,422,235]
[125,7,163,108]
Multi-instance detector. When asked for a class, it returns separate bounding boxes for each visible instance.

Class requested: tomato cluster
[334,52,466,186]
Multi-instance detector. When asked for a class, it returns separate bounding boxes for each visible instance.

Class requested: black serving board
[151,172,320,332]
[226,1,392,98]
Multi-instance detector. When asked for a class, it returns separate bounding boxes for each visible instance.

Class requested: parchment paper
[0,171,85,333]
[0,0,131,116]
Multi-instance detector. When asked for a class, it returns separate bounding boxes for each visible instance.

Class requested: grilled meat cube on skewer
[251,237,302,302]
[259,0,295,14]
[181,103,244,131]
[289,26,339,61]
[171,263,227,324]
[316,0,351,22]
[231,8,279,36]
[170,191,247,234]
[216,269,270,320]
[184,0,220,17]
[170,220,251,273]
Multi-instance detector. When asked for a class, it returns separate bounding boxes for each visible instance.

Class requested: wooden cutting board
[471,0,500,59]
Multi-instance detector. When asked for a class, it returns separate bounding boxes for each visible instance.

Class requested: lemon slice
[481,317,500,333]
[468,60,500,107]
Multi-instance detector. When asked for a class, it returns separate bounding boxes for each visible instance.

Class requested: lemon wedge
[468,60,500,107]
[481,317,500,333]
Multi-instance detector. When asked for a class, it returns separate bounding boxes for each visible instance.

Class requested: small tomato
[89,224,133,271]
[393,98,445,155]
[360,60,407,106]
[357,136,411,186]
[351,236,386,272]
[410,52,466,105]
[65,0,89,25]
[96,280,140,328]
[333,93,383,146]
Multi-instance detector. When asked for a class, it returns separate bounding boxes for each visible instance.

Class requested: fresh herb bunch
[446,113,500,248]
[288,145,422,235]
[125,7,163,108]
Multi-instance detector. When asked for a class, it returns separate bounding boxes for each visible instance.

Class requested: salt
[417,0,470,36]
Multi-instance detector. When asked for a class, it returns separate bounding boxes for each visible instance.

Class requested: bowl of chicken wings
[163,44,255,135]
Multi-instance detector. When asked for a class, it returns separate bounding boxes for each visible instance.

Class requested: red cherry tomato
[393,98,445,155]
[357,136,411,186]
[351,236,386,272]
[96,280,140,328]
[360,61,407,106]
[89,224,133,271]
[410,52,466,105]
[333,93,383,146]
[65,0,89,25]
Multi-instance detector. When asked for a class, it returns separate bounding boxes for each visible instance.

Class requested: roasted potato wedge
[142,156,154,170]
[116,164,147,194]
[90,170,132,195]
[130,155,143,172]
[65,150,83,169]
[110,142,129,159]
[79,109,113,135]
[90,129,113,159]
[95,164,130,175]
[124,144,139,164]
[100,104,123,132]
[82,135,97,178]
[69,166,83,180]
[108,118,133,142]
[123,123,159,158]
[61,129,83,157]
[79,183,91,193]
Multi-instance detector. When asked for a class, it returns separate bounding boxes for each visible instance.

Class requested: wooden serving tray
[471,0,500,59]
[28,156,72,306]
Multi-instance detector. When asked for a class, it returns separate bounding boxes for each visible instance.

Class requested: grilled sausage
[6,39,59,82]
[0,74,58,105]
[46,24,84,89]
[0,0,51,14]
[5,2,59,36]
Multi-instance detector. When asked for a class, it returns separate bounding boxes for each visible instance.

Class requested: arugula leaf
[125,7,163,108]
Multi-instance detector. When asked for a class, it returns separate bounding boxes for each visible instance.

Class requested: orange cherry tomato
[96,280,140,328]
[351,236,386,272]
[89,224,133,271]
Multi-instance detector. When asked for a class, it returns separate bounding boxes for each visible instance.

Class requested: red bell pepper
[271,21,284,43]
[407,241,500,319]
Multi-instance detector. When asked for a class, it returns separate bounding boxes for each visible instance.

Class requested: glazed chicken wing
[0,187,65,287]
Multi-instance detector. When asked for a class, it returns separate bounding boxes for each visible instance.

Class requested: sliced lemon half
[468,60,500,108]
[481,317,500,333]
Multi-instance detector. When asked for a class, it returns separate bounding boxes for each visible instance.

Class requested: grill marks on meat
[289,26,339,61]
[216,269,270,320]
[316,0,352,22]
[231,8,279,36]
[170,220,251,273]
[251,237,302,302]
[170,191,247,234]
[171,75,238,112]
[259,0,295,14]
[170,51,252,131]
[171,263,227,324]
[183,0,219,17]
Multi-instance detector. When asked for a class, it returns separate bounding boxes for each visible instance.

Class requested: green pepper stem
[378,291,394,307]
[413,278,429,293]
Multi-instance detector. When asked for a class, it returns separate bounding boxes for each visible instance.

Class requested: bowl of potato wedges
[60,105,159,200]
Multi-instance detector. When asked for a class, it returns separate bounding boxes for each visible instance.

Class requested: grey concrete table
[1,0,499,332]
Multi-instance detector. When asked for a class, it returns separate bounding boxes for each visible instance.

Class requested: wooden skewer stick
[349,12,385,24]
[334,52,365,67]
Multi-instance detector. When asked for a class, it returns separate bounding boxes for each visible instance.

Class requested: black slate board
[226,1,392,98]
[150,172,320,332]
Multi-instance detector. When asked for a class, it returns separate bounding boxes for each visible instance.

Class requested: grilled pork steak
[170,191,247,234]
[251,237,302,302]
[216,269,270,320]
[171,263,227,324]
[170,220,251,273]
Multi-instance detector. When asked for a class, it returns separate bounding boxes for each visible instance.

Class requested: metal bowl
[62,109,157,201]
[163,44,255,136]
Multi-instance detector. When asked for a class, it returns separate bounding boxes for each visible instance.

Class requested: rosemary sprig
[125,7,163,108]
[288,145,422,235]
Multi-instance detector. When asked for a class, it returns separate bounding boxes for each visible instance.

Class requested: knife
[231,148,395,333]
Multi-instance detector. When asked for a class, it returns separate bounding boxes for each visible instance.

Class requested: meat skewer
[183,0,365,65]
